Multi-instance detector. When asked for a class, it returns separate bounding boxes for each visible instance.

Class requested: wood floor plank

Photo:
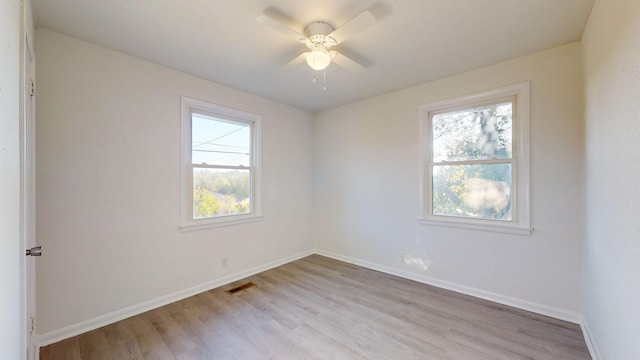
[40,255,591,360]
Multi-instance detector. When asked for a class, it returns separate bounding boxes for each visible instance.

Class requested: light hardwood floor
[40,255,591,359]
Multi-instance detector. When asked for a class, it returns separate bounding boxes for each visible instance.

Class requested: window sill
[180,214,263,232]
[418,217,532,236]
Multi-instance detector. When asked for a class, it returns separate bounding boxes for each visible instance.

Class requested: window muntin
[181,97,262,230]
[419,82,531,235]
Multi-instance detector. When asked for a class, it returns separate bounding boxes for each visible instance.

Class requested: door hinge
[30,317,35,334]
[29,79,35,97]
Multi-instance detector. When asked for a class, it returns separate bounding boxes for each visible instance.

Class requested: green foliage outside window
[193,170,250,219]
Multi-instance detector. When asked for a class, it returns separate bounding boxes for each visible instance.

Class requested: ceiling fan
[256,10,376,74]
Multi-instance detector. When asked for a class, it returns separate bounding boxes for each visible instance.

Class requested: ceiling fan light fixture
[306,45,331,71]
[258,11,375,74]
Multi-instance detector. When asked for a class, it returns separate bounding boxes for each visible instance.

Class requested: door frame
[20,0,37,357]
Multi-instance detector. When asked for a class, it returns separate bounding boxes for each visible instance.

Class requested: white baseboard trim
[37,247,590,355]
[581,317,601,360]
[36,249,314,348]
[314,249,583,324]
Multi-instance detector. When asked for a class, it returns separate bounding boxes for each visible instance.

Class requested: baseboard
[37,247,588,352]
[36,249,314,348]
[581,317,601,360]
[314,249,583,324]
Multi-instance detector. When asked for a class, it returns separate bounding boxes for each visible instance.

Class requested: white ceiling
[32,0,594,112]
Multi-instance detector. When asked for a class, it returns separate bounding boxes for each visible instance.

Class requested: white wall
[313,43,585,319]
[582,0,640,358]
[0,0,23,358]
[35,29,313,337]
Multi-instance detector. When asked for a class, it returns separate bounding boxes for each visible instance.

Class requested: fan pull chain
[311,70,327,91]
[323,68,327,92]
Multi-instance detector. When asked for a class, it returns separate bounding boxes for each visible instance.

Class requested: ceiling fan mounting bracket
[304,21,334,37]
[303,22,337,48]
[300,21,337,49]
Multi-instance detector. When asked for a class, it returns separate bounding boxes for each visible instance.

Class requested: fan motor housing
[304,21,334,36]
[304,22,336,46]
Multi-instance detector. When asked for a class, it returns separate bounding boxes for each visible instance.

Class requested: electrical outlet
[220,257,229,268]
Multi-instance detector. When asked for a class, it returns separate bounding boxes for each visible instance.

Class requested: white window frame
[180,96,262,231]
[418,82,531,235]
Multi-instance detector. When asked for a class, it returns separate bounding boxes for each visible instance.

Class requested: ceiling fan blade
[257,13,307,43]
[330,51,365,74]
[282,52,309,72]
[328,10,376,44]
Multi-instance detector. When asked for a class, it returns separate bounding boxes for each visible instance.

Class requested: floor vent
[225,282,256,294]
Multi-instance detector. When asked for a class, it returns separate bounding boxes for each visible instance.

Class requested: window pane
[432,102,512,162]
[432,163,512,220]
[192,113,250,167]
[193,168,251,219]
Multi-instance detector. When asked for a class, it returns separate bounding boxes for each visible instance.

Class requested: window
[181,96,262,230]
[419,82,531,235]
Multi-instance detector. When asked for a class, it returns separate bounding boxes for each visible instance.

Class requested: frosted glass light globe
[306,46,331,71]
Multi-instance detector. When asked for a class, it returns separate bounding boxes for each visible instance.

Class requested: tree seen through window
[431,101,513,220]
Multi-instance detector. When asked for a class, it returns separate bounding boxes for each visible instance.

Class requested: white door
[22,32,38,360]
